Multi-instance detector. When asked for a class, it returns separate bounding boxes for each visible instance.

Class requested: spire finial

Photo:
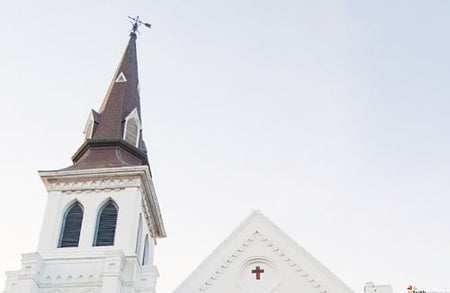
[128,16,152,33]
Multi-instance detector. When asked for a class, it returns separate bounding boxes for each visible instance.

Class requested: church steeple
[68,32,150,172]
[4,23,165,293]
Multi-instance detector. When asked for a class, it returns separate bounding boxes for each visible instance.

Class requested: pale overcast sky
[0,1,449,293]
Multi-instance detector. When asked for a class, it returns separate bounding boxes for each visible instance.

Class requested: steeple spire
[94,32,142,143]
[67,32,151,172]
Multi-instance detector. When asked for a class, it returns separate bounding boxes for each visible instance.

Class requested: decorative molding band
[198,232,259,292]
[141,197,156,238]
[39,165,166,239]
[47,178,141,193]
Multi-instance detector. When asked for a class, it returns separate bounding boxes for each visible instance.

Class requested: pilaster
[101,251,126,293]
[17,253,42,293]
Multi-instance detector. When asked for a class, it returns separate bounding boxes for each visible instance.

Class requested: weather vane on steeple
[128,16,152,33]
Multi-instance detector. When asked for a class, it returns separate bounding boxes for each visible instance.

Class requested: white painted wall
[174,211,356,293]
[3,166,163,293]
[38,187,144,252]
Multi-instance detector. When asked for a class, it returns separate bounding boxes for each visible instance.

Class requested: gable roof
[174,211,354,293]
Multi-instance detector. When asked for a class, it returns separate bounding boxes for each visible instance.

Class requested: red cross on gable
[251,266,265,280]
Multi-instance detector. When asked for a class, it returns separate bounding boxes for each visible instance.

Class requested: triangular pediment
[174,211,354,293]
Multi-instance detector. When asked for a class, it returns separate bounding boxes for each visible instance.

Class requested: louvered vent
[59,202,83,248]
[94,201,118,246]
[124,118,139,146]
[84,117,94,139]
[142,234,149,265]
[135,215,143,258]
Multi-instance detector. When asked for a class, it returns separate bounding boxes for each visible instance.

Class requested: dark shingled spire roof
[65,32,151,173]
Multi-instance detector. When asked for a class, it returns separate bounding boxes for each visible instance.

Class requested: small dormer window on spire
[123,108,142,147]
[83,110,99,140]
[115,72,127,83]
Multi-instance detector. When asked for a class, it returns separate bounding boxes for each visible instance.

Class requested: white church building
[2,25,393,293]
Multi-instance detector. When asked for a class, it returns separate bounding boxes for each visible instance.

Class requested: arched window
[135,214,143,259]
[142,234,149,265]
[58,202,84,248]
[93,201,118,246]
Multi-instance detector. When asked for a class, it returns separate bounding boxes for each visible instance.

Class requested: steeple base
[3,250,159,293]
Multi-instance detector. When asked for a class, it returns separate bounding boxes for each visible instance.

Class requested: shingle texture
[63,32,151,172]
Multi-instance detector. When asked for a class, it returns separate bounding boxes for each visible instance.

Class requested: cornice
[45,178,140,194]
[39,166,166,238]
[39,166,151,187]
[71,139,149,167]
